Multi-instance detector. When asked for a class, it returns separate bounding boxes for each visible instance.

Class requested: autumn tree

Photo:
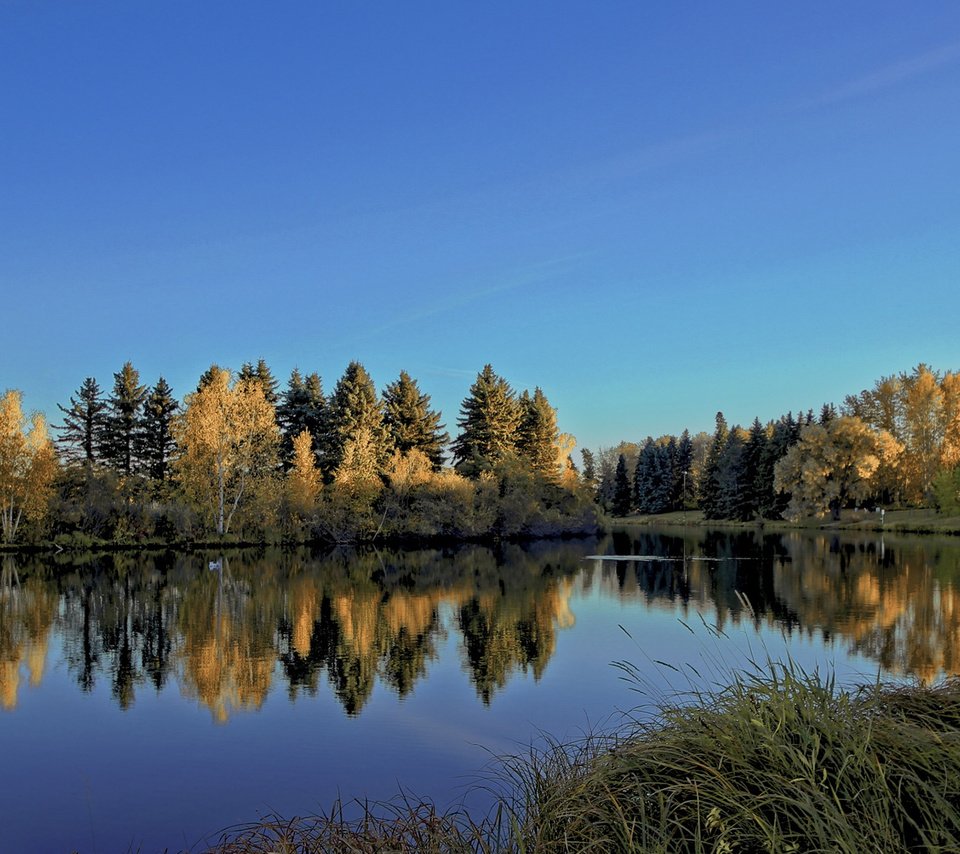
[0,391,57,543]
[135,377,179,483]
[382,370,448,470]
[101,362,148,475]
[286,429,321,518]
[452,365,520,478]
[773,416,902,520]
[56,377,107,465]
[173,367,280,535]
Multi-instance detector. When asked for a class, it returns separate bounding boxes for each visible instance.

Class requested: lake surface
[2,526,959,852]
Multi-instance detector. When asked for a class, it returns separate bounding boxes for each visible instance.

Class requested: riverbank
[203,668,960,853]
[605,507,960,535]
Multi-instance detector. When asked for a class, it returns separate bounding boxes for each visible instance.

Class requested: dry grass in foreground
[200,666,960,853]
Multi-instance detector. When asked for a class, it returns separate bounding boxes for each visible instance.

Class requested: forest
[590,363,960,522]
[2,361,958,547]
[0,361,594,546]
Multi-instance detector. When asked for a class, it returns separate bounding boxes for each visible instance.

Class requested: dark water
[2,527,959,852]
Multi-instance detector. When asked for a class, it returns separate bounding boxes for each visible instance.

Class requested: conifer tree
[101,362,148,475]
[580,448,597,497]
[328,361,391,478]
[239,359,280,407]
[135,377,179,482]
[56,377,107,464]
[700,412,729,519]
[739,418,768,520]
[673,430,694,510]
[451,365,521,478]
[277,369,330,468]
[382,370,448,470]
[613,454,632,516]
[516,387,560,479]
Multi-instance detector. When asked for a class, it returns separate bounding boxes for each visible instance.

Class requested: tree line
[588,363,960,521]
[0,360,595,545]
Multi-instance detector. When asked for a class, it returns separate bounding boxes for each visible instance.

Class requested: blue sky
[2,2,958,455]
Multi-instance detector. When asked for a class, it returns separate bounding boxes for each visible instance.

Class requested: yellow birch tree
[173,368,279,535]
[0,391,57,543]
[286,429,320,517]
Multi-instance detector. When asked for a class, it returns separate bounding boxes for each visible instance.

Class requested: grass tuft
[201,671,960,853]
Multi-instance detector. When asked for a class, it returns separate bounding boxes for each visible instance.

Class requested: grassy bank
[201,668,960,853]
[606,507,960,535]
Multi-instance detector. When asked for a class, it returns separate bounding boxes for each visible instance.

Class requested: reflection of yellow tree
[0,557,57,710]
[177,562,276,723]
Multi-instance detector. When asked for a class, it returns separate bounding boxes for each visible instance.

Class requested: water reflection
[3,529,960,717]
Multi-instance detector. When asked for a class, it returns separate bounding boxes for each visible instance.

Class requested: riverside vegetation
[204,666,960,853]
[4,360,960,550]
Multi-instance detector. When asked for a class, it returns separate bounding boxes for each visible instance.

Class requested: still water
[2,527,959,852]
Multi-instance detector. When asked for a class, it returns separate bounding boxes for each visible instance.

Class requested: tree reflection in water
[3,529,960,716]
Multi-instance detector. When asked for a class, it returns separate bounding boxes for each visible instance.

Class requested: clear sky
[2,1,958,455]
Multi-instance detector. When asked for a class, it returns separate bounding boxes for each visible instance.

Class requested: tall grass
[203,669,960,853]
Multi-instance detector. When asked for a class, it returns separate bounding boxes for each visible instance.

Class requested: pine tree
[613,454,632,516]
[328,361,391,478]
[135,377,179,482]
[239,358,280,407]
[382,371,448,470]
[56,377,107,464]
[451,365,521,478]
[101,362,148,475]
[739,418,768,520]
[516,387,560,479]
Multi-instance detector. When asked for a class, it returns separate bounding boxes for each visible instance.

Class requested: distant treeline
[0,361,595,546]
[586,363,960,521]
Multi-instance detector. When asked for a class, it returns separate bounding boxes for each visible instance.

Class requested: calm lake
[2,526,959,852]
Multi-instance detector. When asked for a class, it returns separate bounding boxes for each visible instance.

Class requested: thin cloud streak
[804,41,960,109]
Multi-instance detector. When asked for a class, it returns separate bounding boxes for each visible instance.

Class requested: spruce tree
[740,417,768,520]
[277,369,330,469]
[135,377,179,482]
[701,412,729,519]
[580,448,597,497]
[101,362,148,475]
[239,358,280,407]
[451,364,521,478]
[56,377,107,464]
[382,370,448,470]
[516,387,559,479]
[328,361,391,478]
[613,454,632,516]
[673,430,694,510]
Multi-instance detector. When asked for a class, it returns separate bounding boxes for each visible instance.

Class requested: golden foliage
[0,391,57,543]
[173,367,280,534]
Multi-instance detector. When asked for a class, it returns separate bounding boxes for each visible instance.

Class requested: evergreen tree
[196,364,227,392]
[613,454,632,516]
[328,361,391,478]
[135,377,179,482]
[277,369,330,469]
[101,362,148,475]
[239,358,280,407]
[819,403,837,425]
[451,364,521,478]
[580,448,597,497]
[56,377,107,464]
[382,370,449,470]
[673,430,694,510]
[716,428,748,520]
[700,412,730,519]
[739,418,768,520]
[516,387,560,479]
